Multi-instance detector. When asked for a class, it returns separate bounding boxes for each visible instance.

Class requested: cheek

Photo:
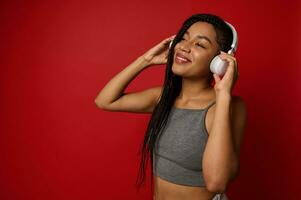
[193,52,212,67]
[192,53,215,74]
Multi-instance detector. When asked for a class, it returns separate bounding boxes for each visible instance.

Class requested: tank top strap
[204,100,216,111]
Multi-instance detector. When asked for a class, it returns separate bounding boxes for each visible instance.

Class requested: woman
[95,13,247,200]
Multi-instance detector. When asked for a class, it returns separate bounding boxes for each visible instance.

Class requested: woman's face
[172,21,220,79]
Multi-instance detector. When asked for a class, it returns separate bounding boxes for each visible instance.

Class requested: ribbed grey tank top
[153,100,216,187]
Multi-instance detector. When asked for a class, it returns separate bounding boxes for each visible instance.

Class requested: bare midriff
[153,176,216,200]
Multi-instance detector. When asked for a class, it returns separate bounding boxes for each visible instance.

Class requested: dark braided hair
[135,13,234,197]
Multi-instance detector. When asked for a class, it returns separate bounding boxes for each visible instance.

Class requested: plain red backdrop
[1,0,301,199]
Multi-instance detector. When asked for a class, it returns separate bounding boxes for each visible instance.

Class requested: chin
[172,60,197,75]
[171,64,185,76]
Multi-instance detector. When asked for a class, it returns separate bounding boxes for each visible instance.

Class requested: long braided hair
[135,13,234,196]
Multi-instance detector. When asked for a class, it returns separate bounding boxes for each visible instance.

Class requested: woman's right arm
[94,34,175,113]
[94,56,162,113]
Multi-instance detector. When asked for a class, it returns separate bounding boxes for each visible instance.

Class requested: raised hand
[142,35,176,65]
[213,51,239,95]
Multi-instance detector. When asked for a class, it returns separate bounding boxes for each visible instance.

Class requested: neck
[178,77,215,101]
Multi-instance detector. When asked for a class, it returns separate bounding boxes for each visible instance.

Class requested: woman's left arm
[203,51,247,193]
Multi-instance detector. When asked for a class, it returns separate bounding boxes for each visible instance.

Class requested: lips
[175,52,191,63]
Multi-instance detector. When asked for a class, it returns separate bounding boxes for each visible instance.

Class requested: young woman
[95,13,247,200]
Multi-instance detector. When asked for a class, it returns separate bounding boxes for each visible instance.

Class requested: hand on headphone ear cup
[210,56,228,76]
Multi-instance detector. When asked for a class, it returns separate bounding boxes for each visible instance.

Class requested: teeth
[177,56,188,61]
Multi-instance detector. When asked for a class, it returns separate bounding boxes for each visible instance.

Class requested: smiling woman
[95,13,246,200]
[172,22,220,80]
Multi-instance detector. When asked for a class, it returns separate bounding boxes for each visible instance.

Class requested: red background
[1,0,300,199]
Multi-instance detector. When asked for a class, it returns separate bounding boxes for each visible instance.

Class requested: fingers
[213,73,221,83]
[162,35,176,47]
[165,35,176,41]
[169,34,176,39]
[219,51,238,80]
[220,51,235,60]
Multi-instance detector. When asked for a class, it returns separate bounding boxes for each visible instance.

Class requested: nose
[179,41,191,53]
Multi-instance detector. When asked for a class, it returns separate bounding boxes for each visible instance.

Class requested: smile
[175,55,191,64]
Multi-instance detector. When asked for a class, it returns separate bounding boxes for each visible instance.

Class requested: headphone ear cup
[210,55,228,76]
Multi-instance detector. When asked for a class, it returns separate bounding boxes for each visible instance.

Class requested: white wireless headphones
[209,21,238,76]
[169,20,238,76]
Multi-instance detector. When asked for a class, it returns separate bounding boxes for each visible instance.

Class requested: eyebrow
[184,31,212,45]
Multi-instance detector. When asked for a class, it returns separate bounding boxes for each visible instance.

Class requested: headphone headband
[224,21,238,54]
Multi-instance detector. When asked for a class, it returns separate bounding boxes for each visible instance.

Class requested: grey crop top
[152,100,216,187]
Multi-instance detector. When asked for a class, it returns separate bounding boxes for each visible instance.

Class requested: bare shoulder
[232,95,245,103]
[230,95,247,157]
[204,95,247,135]
[231,95,247,115]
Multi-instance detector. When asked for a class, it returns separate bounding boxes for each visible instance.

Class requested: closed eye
[180,38,205,48]
[196,43,205,48]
